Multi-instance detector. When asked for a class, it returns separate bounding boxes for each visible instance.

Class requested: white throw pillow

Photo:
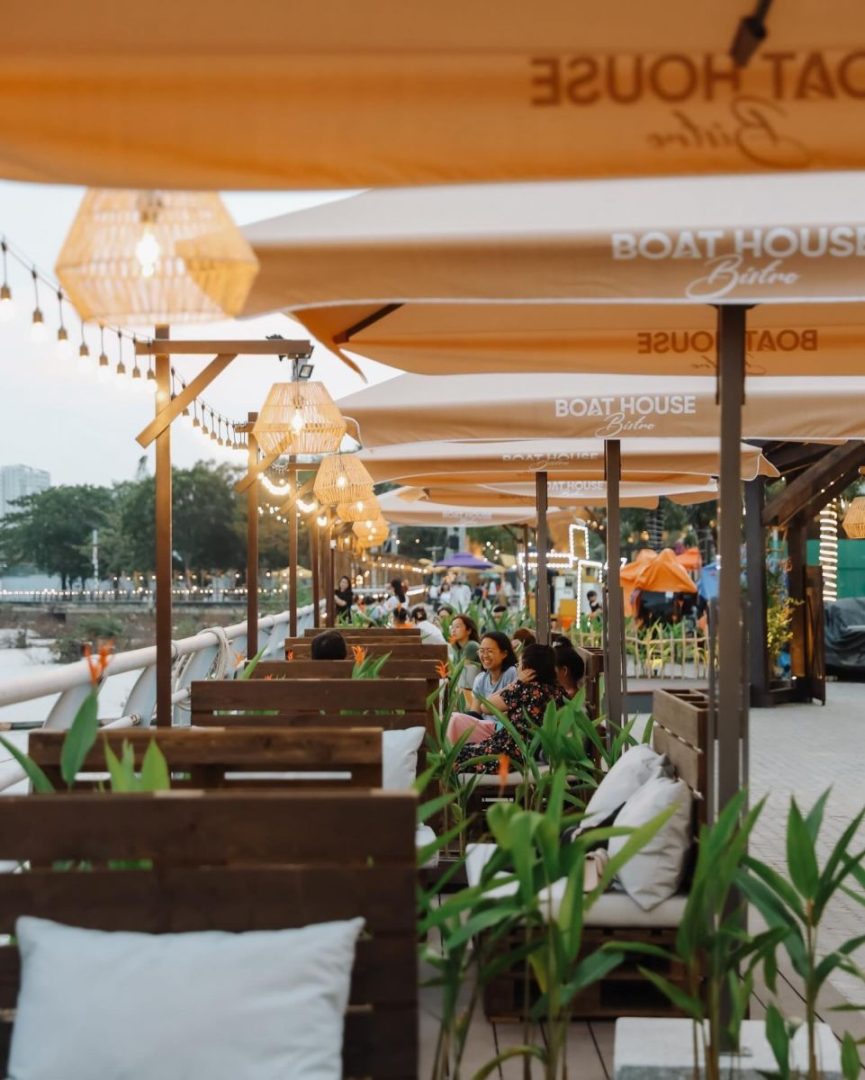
[608,776,693,910]
[8,914,364,1080]
[382,726,425,789]
[580,744,671,831]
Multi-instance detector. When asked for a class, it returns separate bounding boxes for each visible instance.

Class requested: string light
[77,321,91,374]
[0,240,14,323]
[30,270,46,343]
[819,500,839,603]
[115,329,126,378]
[96,324,110,383]
[55,289,72,360]
[145,358,156,393]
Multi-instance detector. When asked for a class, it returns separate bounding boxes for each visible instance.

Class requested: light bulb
[77,341,91,375]
[131,365,142,388]
[96,353,111,383]
[290,407,305,434]
[317,514,328,528]
[336,474,347,489]
[355,500,364,513]
[135,227,161,278]
[0,284,14,323]
[30,308,46,343]
[56,326,72,361]
[145,367,157,393]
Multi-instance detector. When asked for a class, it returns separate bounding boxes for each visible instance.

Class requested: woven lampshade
[842,497,865,538]
[337,493,381,523]
[314,454,375,506]
[253,382,346,458]
[352,517,390,547]
[55,190,259,326]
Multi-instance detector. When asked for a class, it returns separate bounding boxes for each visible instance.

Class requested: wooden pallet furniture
[28,727,383,790]
[304,627,421,638]
[0,790,418,1078]
[481,686,708,1021]
[576,646,604,721]
[284,640,448,661]
[257,657,443,680]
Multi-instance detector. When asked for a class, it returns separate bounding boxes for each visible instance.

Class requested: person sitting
[446,632,519,744]
[587,589,603,618]
[310,629,347,660]
[511,627,536,653]
[391,606,414,630]
[554,646,585,700]
[550,632,573,649]
[449,614,481,692]
[411,605,447,645]
[450,644,564,773]
[334,575,353,619]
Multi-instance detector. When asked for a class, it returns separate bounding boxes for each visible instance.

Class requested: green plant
[742,791,865,1080]
[350,647,391,679]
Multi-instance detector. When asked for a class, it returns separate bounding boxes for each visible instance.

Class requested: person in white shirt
[449,578,473,612]
[411,605,447,645]
[383,578,407,613]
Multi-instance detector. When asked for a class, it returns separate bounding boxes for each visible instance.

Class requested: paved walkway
[750,680,865,1004]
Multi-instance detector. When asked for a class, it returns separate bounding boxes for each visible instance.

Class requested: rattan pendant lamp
[55,189,260,728]
[842,497,865,539]
[352,516,390,547]
[252,381,346,458]
[337,493,381,523]
[314,453,375,507]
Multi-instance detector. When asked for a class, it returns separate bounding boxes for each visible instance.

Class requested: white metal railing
[0,605,318,793]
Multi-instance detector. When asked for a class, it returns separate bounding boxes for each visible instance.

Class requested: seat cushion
[579,744,672,832]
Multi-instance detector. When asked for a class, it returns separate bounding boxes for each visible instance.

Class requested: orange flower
[83,641,113,686]
[435,660,450,679]
[285,649,294,661]
[497,754,510,793]
[233,650,245,669]
[263,675,274,681]
[351,644,367,664]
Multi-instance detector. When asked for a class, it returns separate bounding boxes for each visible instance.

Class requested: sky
[0,182,399,488]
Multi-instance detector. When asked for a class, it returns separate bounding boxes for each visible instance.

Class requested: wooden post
[521,525,531,612]
[287,461,298,637]
[535,472,550,644]
[311,516,321,625]
[154,325,172,727]
[716,305,747,817]
[246,412,259,659]
[788,514,808,685]
[326,520,336,626]
[604,439,624,732]
[745,478,770,706]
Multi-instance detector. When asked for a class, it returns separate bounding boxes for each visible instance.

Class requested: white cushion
[416,824,440,869]
[382,726,425,790]
[580,744,671,831]
[465,844,686,927]
[609,776,693,911]
[8,914,364,1080]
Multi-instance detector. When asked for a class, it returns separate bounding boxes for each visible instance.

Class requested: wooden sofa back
[0,790,417,1079]
[256,657,443,681]
[304,626,421,638]
[28,727,383,790]
[190,677,433,737]
[284,640,447,661]
[651,687,709,829]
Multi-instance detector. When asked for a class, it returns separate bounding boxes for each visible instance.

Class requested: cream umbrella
[5,4,865,188]
[376,488,579,528]
[338,372,865,446]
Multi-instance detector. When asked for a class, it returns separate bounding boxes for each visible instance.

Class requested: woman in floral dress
[453,643,563,774]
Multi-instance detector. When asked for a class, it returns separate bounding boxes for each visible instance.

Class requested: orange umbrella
[620,549,658,615]
[676,547,703,572]
[6,3,865,189]
[633,548,698,594]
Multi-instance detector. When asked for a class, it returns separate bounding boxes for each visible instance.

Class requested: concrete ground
[749,680,865,1004]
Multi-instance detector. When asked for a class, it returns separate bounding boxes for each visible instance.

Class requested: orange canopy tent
[676,547,703,572]
[5,2,865,189]
[632,548,699,594]
[620,549,659,615]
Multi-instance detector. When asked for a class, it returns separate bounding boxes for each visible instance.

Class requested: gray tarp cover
[825,598,865,678]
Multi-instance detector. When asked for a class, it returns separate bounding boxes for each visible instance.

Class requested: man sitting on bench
[310,629,347,660]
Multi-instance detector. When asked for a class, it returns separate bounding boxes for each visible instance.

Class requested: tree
[0,485,113,589]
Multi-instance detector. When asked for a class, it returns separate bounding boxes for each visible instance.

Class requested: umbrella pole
[288,458,298,637]
[716,306,748,819]
[154,325,172,727]
[604,439,624,733]
[535,471,550,644]
[246,413,259,658]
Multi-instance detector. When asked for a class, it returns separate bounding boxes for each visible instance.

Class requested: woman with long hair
[452,644,563,774]
[446,631,518,745]
[334,575,353,619]
[383,577,407,613]
[449,613,481,692]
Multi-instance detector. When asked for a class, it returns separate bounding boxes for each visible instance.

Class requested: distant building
[0,464,51,518]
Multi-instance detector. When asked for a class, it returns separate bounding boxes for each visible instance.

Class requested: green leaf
[60,692,100,787]
[842,1032,861,1080]
[764,1004,791,1080]
[103,737,134,793]
[636,967,703,1019]
[0,734,55,793]
[237,646,266,680]
[139,740,170,792]
[786,798,819,900]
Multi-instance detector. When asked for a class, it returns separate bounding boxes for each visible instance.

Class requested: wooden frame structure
[133,336,312,726]
[0,790,418,1079]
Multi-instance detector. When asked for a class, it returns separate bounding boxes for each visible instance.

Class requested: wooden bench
[0,789,417,1079]
[257,658,443,680]
[576,646,604,721]
[190,677,435,740]
[482,686,708,1021]
[28,727,383,790]
[284,640,448,661]
[304,627,421,638]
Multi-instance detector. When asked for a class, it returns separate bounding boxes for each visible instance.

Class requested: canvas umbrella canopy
[434,552,495,571]
[6,3,865,189]
[357,434,778,482]
[632,548,699,594]
[337,373,865,446]
[412,480,720,509]
[620,549,658,616]
[376,487,577,529]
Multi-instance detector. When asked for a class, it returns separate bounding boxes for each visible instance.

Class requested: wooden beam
[135,353,236,448]
[154,326,173,727]
[796,464,864,525]
[246,414,259,659]
[745,479,770,706]
[135,339,311,357]
[234,447,284,493]
[763,442,865,528]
